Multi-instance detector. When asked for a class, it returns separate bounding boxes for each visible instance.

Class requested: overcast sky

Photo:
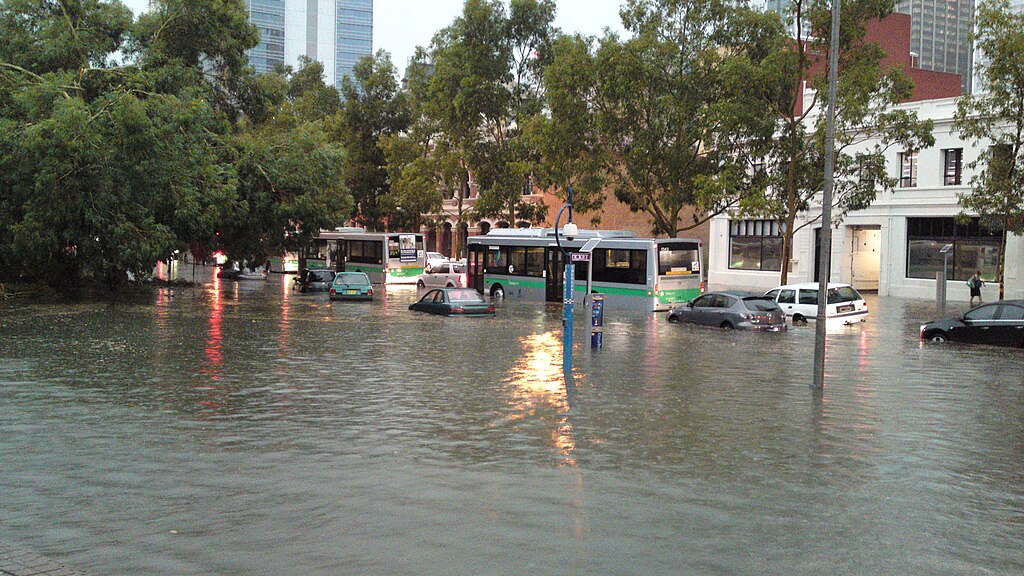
[120,0,628,71]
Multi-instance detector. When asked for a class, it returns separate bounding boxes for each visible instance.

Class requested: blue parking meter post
[591,294,604,349]
[563,262,575,371]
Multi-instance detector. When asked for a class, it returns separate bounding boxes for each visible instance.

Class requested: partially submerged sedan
[409,288,495,317]
[330,272,373,301]
[667,292,787,331]
[920,300,1024,347]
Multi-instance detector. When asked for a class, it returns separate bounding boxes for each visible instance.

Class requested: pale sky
[121,1,628,72]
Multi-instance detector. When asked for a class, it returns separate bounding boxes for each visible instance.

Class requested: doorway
[850,226,881,292]
[545,248,565,303]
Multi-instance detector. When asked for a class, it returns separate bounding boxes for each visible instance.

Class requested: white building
[709,96,1023,301]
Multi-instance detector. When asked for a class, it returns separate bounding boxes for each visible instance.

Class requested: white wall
[709,97,1024,301]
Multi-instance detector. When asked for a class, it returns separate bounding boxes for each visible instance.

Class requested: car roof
[771,282,854,290]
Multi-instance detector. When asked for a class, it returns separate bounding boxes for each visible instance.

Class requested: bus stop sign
[570,252,590,262]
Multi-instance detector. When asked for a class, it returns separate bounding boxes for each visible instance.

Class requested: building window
[906,217,1000,281]
[899,151,918,187]
[943,148,963,185]
[521,175,534,196]
[729,220,784,271]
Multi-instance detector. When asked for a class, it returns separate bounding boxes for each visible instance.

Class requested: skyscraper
[895,0,974,93]
[246,0,372,87]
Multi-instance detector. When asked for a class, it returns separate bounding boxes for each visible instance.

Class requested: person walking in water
[968,270,984,306]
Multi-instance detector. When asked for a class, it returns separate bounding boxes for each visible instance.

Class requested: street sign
[570,252,591,262]
[940,243,953,253]
[579,238,601,253]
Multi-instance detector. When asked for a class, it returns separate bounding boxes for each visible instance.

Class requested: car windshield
[335,273,369,286]
[742,297,781,312]
[447,289,484,302]
[309,271,333,282]
[452,263,466,273]
[826,286,862,303]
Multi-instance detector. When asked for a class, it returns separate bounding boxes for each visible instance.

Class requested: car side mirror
[687,301,694,308]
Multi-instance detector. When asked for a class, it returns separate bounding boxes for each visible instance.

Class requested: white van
[764,282,868,325]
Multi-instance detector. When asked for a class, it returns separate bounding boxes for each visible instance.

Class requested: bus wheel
[417,280,425,289]
[446,283,454,288]
[793,315,808,326]
[490,284,505,299]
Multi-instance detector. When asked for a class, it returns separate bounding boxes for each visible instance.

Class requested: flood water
[2,266,1023,575]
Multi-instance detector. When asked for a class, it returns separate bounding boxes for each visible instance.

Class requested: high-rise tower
[246,0,372,87]
[895,0,974,93]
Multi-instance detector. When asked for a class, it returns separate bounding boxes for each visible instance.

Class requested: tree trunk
[999,227,1007,300]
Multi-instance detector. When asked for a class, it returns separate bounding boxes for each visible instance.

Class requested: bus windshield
[657,242,700,276]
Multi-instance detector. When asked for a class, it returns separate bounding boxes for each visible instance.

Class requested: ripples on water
[1,268,1023,575]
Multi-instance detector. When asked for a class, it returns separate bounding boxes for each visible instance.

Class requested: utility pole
[813,0,841,391]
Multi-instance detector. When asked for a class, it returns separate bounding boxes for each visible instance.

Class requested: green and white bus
[466,228,704,311]
[316,228,426,285]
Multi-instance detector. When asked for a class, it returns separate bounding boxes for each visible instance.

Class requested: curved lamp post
[554,187,578,373]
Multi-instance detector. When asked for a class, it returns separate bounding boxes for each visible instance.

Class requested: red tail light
[330,288,335,295]
[460,274,467,286]
[487,305,495,313]
[451,307,465,314]
[368,288,373,296]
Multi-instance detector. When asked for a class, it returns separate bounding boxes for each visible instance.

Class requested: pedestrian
[968,270,984,306]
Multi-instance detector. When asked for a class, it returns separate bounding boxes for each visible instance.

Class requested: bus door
[468,244,485,294]
[335,240,346,272]
[545,248,564,302]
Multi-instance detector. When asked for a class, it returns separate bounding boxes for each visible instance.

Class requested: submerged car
[920,300,1024,347]
[409,288,495,317]
[417,260,468,289]
[330,272,373,301]
[297,269,336,293]
[764,282,868,325]
[667,292,787,331]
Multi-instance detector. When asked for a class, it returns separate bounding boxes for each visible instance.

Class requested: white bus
[315,228,425,285]
[466,228,704,311]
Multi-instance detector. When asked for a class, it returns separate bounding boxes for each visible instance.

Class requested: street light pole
[555,186,577,373]
[813,0,841,391]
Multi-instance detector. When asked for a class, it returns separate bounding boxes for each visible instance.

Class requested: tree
[220,60,351,268]
[953,0,1024,300]
[540,0,787,237]
[331,50,411,230]
[739,0,934,284]
[427,0,554,230]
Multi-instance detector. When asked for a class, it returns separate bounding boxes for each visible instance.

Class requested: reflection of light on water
[201,273,223,382]
[278,273,291,358]
[506,332,578,466]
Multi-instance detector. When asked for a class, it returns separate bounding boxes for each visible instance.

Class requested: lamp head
[563,222,578,241]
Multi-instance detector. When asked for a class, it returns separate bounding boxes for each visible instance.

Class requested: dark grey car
[667,292,788,331]
[298,269,336,293]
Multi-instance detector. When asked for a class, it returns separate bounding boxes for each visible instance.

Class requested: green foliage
[0,0,352,288]
[331,50,411,230]
[426,0,555,226]
[953,0,1024,295]
[736,0,934,282]
[539,0,787,236]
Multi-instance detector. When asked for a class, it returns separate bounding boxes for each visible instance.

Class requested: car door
[775,289,797,318]
[993,304,1024,347]
[954,304,1002,345]
[686,294,715,325]
[796,288,818,319]
[708,294,736,326]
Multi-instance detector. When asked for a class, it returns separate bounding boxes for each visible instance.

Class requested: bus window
[485,246,505,273]
[658,242,700,276]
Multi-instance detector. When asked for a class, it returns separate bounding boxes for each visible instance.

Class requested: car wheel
[667,315,680,323]
[417,280,425,289]
[720,321,734,330]
[792,315,808,326]
[491,284,505,299]
[928,332,948,342]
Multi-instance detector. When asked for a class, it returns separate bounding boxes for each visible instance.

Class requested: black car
[920,300,1024,347]
[409,288,495,316]
[297,269,336,293]
[667,291,787,331]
